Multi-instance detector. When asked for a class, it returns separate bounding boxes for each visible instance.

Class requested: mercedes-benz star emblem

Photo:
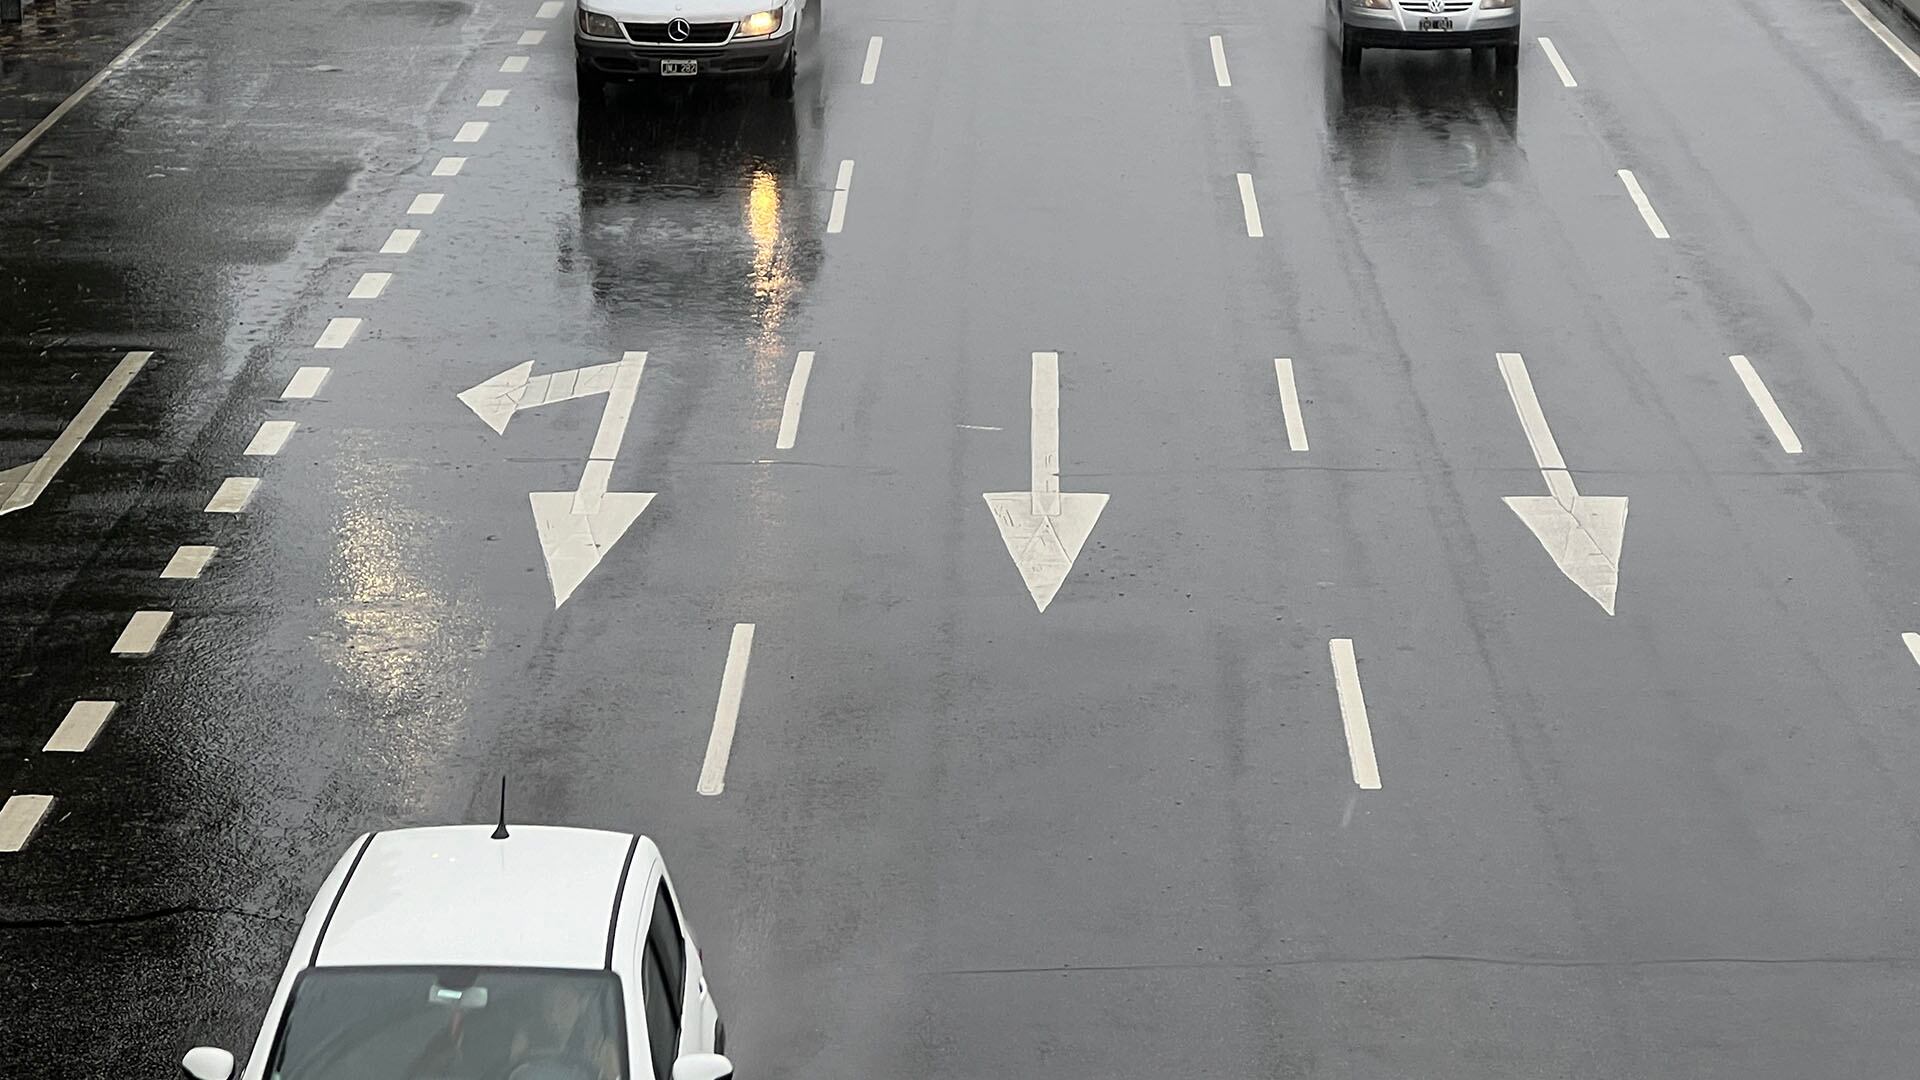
[667,17,691,41]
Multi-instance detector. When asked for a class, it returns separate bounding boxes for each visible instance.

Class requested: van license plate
[1419,17,1453,29]
[661,59,699,75]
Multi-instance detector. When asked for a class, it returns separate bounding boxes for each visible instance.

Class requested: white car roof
[313,825,651,971]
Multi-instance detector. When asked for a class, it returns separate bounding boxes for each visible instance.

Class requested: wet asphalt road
[8,0,1920,1075]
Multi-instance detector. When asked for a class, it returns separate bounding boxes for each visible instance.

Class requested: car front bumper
[1340,4,1519,47]
[575,33,794,79]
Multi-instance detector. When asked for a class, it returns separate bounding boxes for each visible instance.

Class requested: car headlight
[1361,0,1392,8]
[737,8,782,36]
[1480,0,1515,7]
[578,9,621,37]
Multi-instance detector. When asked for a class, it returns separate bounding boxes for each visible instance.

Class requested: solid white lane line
[382,228,421,254]
[1838,0,1920,78]
[775,351,817,450]
[1330,638,1382,790]
[536,1,563,17]
[1538,36,1577,87]
[282,366,331,399]
[1237,173,1264,237]
[45,701,117,752]
[861,36,884,84]
[1903,631,1920,666]
[455,121,490,143]
[478,89,510,107]
[433,156,467,176]
[0,0,202,176]
[1210,35,1232,87]
[519,29,546,45]
[1617,169,1671,239]
[501,55,530,73]
[205,477,260,513]
[1496,352,1568,471]
[697,623,757,796]
[160,545,217,579]
[1729,355,1804,454]
[350,271,392,299]
[243,420,297,457]
[827,159,854,233]
[0,795,55,853]
[112,610,173,656]
[1274,358,1309,452]
[407,193,444,215]
[314,317,361,349]
[0,350,154,516]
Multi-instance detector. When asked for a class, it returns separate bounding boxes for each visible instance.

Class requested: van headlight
[578,9,621,36]
[737,8,783,36]
[1480,0,1516,7]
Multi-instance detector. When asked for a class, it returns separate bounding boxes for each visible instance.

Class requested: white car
[181,824,733,1080]
[574,0,810,100]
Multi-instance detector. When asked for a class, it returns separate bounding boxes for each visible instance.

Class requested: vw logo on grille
[1428,0,1444,11]
[667,17,692,41]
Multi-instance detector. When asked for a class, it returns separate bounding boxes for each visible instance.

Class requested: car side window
[647,882,687,1015]
[640,940,681,1080]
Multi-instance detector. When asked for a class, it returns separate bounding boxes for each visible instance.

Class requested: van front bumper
[575,34,794,79]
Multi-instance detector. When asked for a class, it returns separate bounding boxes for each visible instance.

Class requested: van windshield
[268,966,627,1080]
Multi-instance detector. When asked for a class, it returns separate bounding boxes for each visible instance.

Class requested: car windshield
[267,967,627,1080]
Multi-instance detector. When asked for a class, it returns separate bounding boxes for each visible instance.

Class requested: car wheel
[1494,39,1519,70]
[769,55,797,99]
[577,64,608,104]
[714,1019,728,1055]
[1340,30,1362,70]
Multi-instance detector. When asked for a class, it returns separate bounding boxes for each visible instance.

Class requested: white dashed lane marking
[861,36,884,84]
[535,1,562,18]
[1729,355,1803,455]
[282,367,331,399]
[160,545,217,579]
[45,701,117,752]
[1538,37,1577,87]
[518,29,546,45]
[1274,358,1308,452]
[501,56,529,73]
[1903,632,1920,666]
[1210,35,1231,87]
[1236,173,1263,237]
[382,228,421,254]
[1331,638,1382,790]
[314,317,362,349]
[408,193,444,215]
[243,420,297,457]
[350,272,392,299]
[205,477,260,513]
[0,795,55,853]
[111,610,173,656]
[455,121,490,143]
[433,156,467,177]
[697,623,757,796]
[827,160,854,234]
[776,351,817,450]
[479,89,509,107]
[1617,169,1670,239]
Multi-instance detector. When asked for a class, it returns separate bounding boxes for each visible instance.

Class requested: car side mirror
[180,1047,235,1080]
[672,1053,734,1080]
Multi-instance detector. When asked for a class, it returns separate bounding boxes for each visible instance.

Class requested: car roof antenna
[491,775,510,840]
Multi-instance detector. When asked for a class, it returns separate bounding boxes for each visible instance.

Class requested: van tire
[1494,40,1519,70]
[1340,30,1362,70]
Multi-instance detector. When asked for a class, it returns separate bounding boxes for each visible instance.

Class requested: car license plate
[1419,16,1453,30]
[661,59,699,75]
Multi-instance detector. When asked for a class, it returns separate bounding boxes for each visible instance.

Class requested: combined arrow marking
[982,352,1109,612]
[459,351,654,607]
[1497,352,1628,615]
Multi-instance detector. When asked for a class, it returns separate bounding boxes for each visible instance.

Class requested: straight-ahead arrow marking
[983,352,1109,612]
[1,351,153,516]
[461,351,655,607]
[1497,352,1628,615]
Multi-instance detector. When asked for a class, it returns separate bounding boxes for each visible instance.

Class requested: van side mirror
[181,1047,235,1080]
[672,1053,734,1080]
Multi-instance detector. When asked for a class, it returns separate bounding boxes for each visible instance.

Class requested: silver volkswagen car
[1327,0,1521,70]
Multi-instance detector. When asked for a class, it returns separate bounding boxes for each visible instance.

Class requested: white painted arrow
[982,352,1109,612]
[1,351,153,516]
[461,351,654,607]
[1497,352,1628,615]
